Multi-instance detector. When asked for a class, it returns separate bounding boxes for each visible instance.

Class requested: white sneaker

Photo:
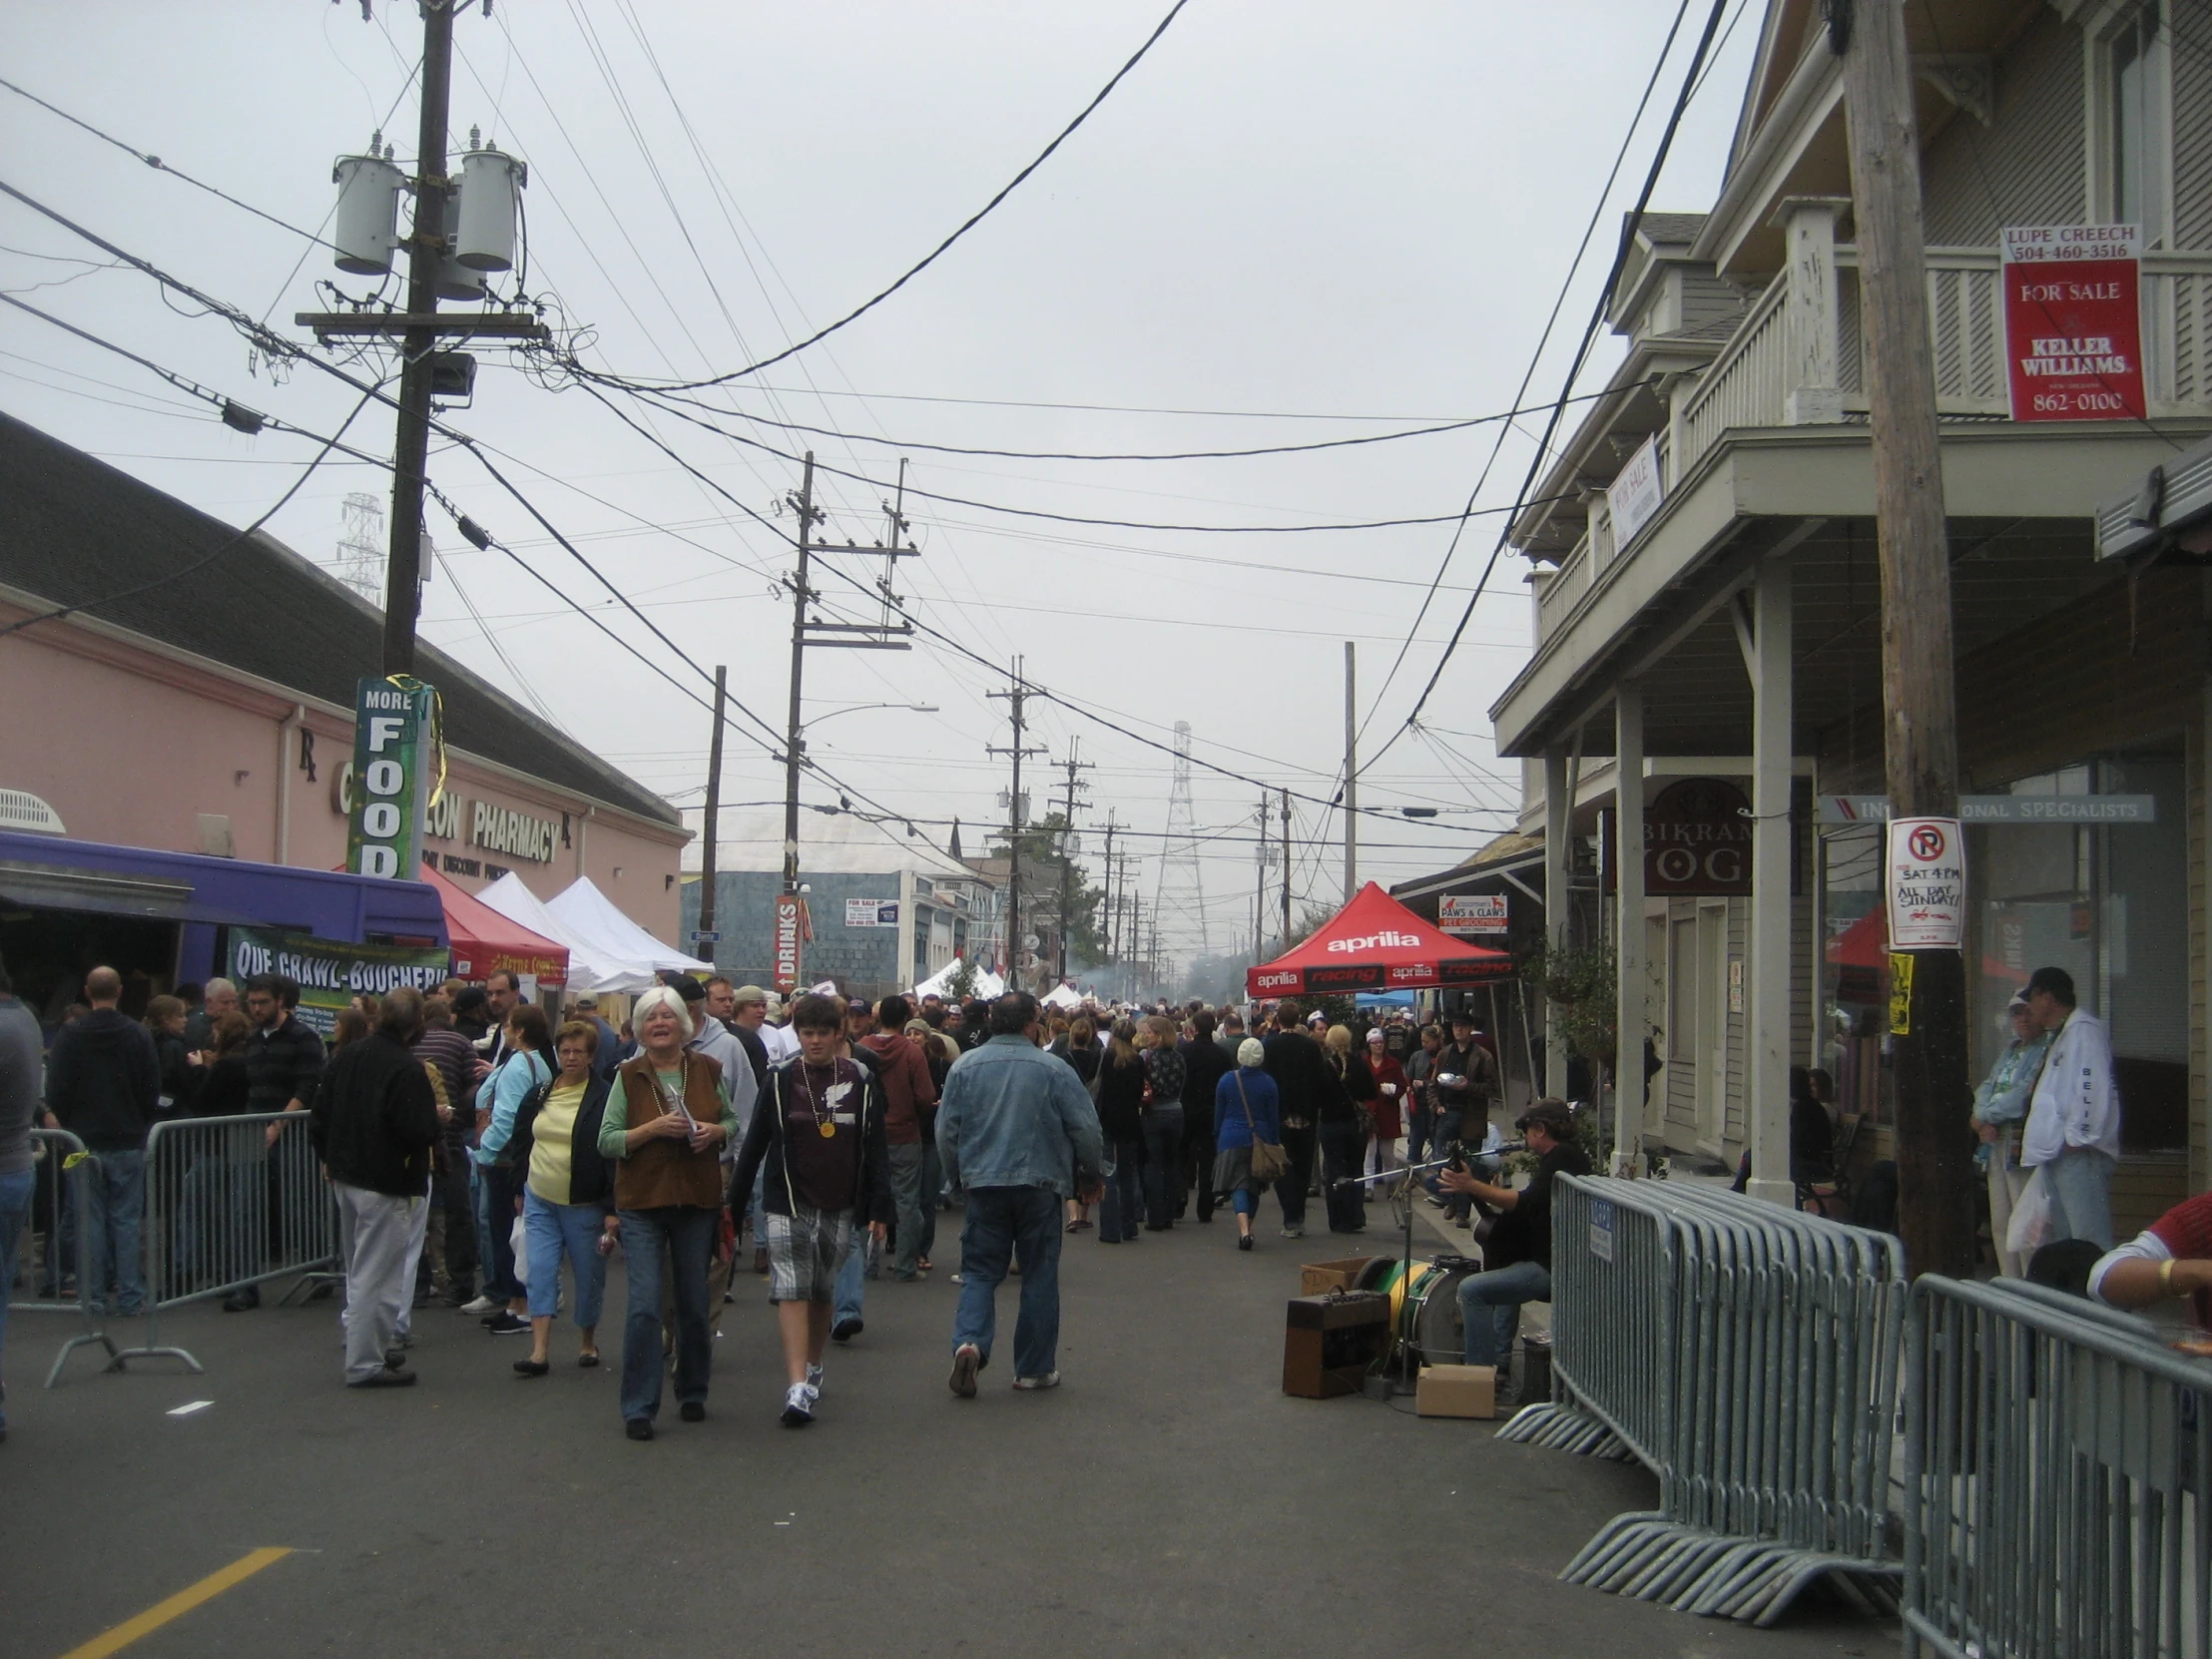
[781,1382,815,1426]
[457,1294,497,1315]
[1012,1371,1060,1390]
[804,1363,824,1401]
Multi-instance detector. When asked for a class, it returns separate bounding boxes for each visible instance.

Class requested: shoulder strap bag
[1235,1071,1289,1185]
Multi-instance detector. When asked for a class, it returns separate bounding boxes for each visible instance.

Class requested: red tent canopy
[1247,881,1513,998]
[419,863,570,989]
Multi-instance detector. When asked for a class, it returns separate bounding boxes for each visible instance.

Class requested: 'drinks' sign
[2002,225,2145,421]
[347,677,434,880]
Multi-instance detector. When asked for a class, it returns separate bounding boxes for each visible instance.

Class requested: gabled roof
[0,411,680,829]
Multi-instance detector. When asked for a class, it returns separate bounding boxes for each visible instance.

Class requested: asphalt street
[6,1205,1895,1659]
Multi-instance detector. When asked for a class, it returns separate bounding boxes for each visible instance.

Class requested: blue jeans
[0,1166,34,1428]
[524,1190,608,1328]
[1141,1110,1184,1230]
[1098,1136,1144,1242]
[887,1142,931,1277]
[477,1162,524,1301]
[1457,1260,1551,1368]
[1407,1102,1433,1166]
[617,1207,716,1424]
[2041,1148,2118,1249]
[953,1186,1063,1379]
[83,1148,147,1316]
[833,1227,869,1326]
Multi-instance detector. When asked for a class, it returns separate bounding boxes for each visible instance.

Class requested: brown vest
[614,1053,726,1211]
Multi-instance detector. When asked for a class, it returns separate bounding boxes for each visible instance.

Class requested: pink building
[0,412,688,941]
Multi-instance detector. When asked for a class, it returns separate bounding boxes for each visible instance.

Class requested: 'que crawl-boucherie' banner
[228,927,450,1037]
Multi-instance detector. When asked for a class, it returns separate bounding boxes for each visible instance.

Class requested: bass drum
[1398,1262,1476,1368]
[1351,1255,1398,1294]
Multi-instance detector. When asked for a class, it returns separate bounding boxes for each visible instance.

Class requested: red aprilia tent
[420,863,571,989]
[1247,881,1513,998]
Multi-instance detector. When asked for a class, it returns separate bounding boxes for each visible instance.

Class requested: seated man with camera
[1436,1098,1588,1404]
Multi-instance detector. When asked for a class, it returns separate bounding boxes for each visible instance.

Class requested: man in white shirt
[2019,965,2121,1249]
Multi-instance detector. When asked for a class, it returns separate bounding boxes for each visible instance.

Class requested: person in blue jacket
[1214,1038,1280,1252]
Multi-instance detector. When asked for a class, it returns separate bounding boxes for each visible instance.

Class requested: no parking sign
[1886,817,1964,950]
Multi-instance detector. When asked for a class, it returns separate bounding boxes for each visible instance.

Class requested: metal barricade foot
[43,1329,117,1387]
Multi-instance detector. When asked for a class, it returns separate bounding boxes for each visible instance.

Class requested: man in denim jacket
[937,991,1103,1396]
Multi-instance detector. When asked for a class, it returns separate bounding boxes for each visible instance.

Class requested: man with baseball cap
[732,984,798,1067]
[1437,1098,1589,1406]
[2019,965,2121,1249]
[1970,986,2052,1276]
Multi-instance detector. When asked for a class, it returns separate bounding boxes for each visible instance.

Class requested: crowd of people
[1,950,1546,1439]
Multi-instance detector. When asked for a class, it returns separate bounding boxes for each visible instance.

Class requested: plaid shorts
[762,1203,852,1305]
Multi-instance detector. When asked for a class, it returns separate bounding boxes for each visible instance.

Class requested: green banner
[228,927,450,1037]
[347,677,435,880]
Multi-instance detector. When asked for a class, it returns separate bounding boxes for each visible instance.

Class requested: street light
[801,701,939,734]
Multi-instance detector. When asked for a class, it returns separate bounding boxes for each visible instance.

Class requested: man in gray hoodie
[42,966,158,1317]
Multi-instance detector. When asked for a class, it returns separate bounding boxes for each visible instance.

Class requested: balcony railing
[1534,198,2212,647]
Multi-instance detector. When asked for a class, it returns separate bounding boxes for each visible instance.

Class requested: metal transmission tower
[1153,721,1209,969]
[335,492,385,600]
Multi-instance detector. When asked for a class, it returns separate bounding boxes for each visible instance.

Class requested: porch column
[1773,196,1851,425]
[1747,557,1795,1206]
[1613,684,1645,1175]
[1544,748,1572,1100]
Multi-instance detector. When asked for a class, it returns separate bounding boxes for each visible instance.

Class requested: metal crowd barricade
[7,1129,116,1385]
[1905,1274,2211,1659]
[108,1111,337,1375]
[1496,1176,1907,1625]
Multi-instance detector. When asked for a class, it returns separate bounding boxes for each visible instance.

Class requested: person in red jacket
[1363,1027,1410,1200]
[861,994,939,1281]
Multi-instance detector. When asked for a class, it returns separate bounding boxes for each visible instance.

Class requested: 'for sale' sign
[2002,225,2144,422]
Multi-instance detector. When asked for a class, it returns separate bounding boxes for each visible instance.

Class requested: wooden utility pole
[1280,789,1293,947]
[1343,641,1359,901]
[697,664,727,942]
[1052,742,1093,984]
[781,455,821,897]
[1839,0,1973,1276]
[987,661,1045,992]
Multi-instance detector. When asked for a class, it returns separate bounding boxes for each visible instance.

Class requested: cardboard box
[1416,1364,1497,1419]
[1300,1255,1376,1296]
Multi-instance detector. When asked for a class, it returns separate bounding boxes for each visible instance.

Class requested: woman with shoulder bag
[1094,1020,1147,1244]
[1214,1038,1283,1252]
[471,1004,554,1337]
[508,1020,619,1376]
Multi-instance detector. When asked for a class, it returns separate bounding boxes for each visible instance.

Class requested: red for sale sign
[2002,224,2144,421]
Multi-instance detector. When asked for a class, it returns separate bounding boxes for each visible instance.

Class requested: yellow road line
[57,1547,292,1659]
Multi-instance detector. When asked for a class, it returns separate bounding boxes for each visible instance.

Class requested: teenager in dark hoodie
[859,994,939,1281]
[42,966,159,1317]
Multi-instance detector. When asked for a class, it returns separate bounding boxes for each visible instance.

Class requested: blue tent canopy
[1354,989,1416,1009]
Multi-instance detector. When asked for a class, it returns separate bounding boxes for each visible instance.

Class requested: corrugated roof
[0,411,680,828]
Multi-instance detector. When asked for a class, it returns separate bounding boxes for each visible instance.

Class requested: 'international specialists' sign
[772,892,810,994]
[228,927,450,1038]
[2002,225,2145,422]
[346,678,436,880]
[1886,817,1965,950]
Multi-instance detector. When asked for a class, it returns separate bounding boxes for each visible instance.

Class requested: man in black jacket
[1178,1012,1234,1223]
[1261,1001,1331,1241]
[1439,1098,1591,1406]
[311,986,441,1387]
[42,966,159,1317]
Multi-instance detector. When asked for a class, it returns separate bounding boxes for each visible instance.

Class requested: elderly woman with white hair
[596,983,738,1441]
[1213,1038,1282,1252]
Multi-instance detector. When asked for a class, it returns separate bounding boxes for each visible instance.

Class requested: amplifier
[1282,1291,1389,1398]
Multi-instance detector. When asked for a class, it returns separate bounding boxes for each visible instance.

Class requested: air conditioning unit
[0,790,65,836]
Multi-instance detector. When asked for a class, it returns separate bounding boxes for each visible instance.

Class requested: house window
[2097,3,2166,245]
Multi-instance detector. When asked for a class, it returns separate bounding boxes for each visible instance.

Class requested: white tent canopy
[546,876,712,977]
[1040,981,1085,1011]
[474,872,657,995]
[913,959,1004,1001]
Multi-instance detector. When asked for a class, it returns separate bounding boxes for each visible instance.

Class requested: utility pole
[1254,797,1271,960]
[987,661,1045,992]
[1052,742,1093,985]
[1100,811,1119,976]
[1343,641,1359,900]
[1280,789,1294,948]
[377,0,452,675]
[781,455,822,896]
[697,663,727,942]
[1839,0,1972,1277]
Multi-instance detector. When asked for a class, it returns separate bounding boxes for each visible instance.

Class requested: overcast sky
[0,1,1761,966]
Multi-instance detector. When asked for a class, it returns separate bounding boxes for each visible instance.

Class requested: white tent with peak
[546,876,712,977]
[912,958,1004,1001]
[474,871,658,994]
[1040,981,1085,1011]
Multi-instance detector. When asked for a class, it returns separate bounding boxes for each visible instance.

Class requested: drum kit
[1332,1139,1517,1380]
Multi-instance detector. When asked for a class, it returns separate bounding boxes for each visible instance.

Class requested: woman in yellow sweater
[510,1020,619,1377]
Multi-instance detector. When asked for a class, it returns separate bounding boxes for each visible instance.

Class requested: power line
[1361,0,1733,773]
[560,0,1193,391]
